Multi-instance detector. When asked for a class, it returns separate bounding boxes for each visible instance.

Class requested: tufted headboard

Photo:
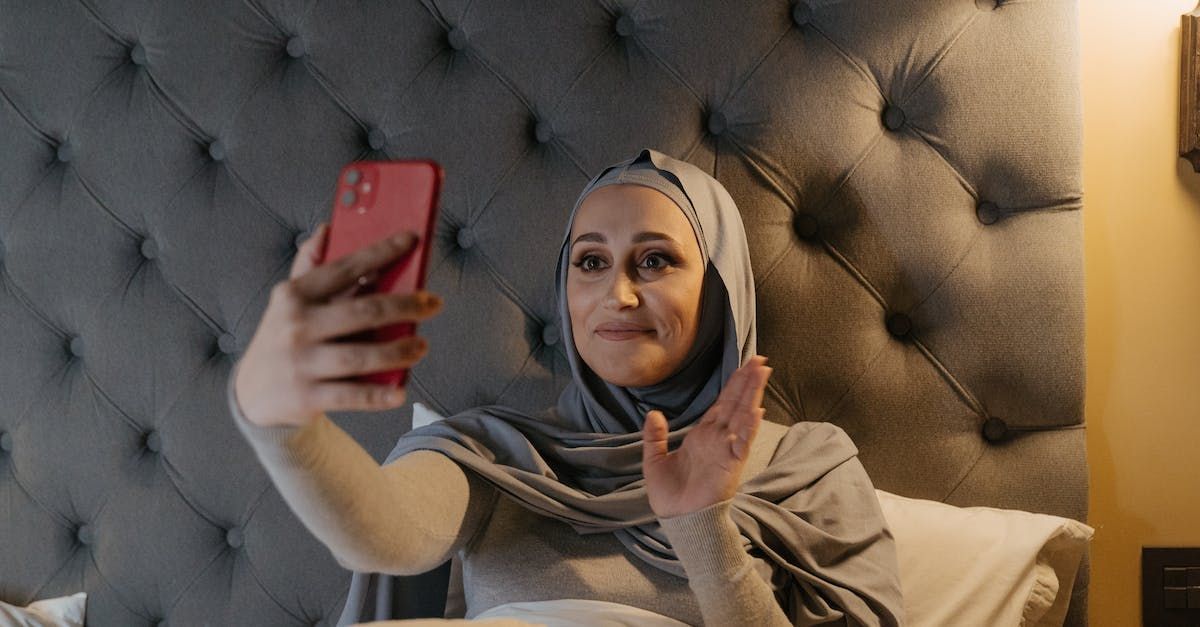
[0,0,1087,625]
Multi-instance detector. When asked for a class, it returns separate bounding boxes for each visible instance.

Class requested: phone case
[317,159,443,389]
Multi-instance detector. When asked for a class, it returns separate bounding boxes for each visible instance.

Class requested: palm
[641,356,772,519]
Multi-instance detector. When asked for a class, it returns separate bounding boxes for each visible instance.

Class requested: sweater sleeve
[658,499,792,627]
[225,360,497,575]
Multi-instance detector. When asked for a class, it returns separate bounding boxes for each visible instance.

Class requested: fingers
[290,230,420,303]
[304,290,443,343]
[302,335,430,380]
[703,358,753,425]
[710,353,768,432]
[642,410,670,466]
[730,407,765,460]
[289,222,330,281]
[735,356,771,421]
[307,380,408,412]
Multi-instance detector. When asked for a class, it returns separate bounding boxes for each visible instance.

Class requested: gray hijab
[357,148,903,626]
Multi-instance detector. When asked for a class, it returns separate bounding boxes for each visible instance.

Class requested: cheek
[566,280,592,333]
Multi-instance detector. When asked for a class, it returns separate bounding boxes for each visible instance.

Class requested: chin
[586,353,672,387]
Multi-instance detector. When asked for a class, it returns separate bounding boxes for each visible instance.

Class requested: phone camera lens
[341,190,356,206]
[344,169,361,184]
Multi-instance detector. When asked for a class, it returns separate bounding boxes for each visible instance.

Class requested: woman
[229,148,904,626]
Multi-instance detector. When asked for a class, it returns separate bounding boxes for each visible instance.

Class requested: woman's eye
[638,249,676,269]
[573,255,605,272]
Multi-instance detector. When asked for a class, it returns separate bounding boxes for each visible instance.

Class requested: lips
[595,321,653,341]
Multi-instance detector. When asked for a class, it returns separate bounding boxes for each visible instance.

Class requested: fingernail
[392,231,416,246]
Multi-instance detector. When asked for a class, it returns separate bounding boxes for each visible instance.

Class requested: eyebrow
[571,231,678,249]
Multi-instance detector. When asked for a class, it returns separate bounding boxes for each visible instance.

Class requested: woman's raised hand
[641,355,772,519]
[232,224,443,428]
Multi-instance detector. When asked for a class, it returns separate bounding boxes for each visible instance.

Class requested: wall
[1082,1,1200,624]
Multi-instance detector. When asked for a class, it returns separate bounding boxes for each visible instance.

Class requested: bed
[0,0,1087,625]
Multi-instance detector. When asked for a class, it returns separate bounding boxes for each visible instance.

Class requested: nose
[602,267,639,311]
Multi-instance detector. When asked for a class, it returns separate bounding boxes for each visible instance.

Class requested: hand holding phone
[231,160,444,428]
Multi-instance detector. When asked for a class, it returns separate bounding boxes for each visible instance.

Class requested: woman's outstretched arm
[227,361,496,575]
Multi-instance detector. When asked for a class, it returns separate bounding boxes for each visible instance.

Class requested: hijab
[349,148,903,626]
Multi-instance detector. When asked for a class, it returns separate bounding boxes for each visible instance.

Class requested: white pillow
[0,592,86,627]
[875,489,1093,627]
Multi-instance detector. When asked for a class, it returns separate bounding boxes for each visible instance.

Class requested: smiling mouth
[595,329,653,341]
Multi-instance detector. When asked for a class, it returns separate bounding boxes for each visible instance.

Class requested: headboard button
[130,43,147,66]
[208,140,226,162]
[707,111,727,136]
[615,14,636,37]
[367,128,387,151]
[226,527,245,548]
[793,212,819,240]
[447,27,467,51]
[886,312,912,338]
[976,201,1001,225]
[76,524,94,545]
[145,431,162,453]
[456,226,475,249]
[542,323,559,347]
[0,432,12,452]
[983,417,1009,443]
[218,333,238,355]
[882,105,906,131]
[141,238,158,260]
[535,121,554,144]
[792,2,813,26]
[286,36,305,58]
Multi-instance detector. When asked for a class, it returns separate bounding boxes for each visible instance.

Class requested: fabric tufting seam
[241,0,288,35]
[723,136,798,221]
[239,545,312,623]
[719,22,793,113]
[376,48,455,132]
[807,25,885,103]
[909,222,985,316]
[407,371,451,417]
[72,0,126,44]
[763,378,804,423]
[3,448,74,532]
[142,70,209,140]
[906,124,980,200]
[635,40,705,110]
[941,441,987,503]
[821,240,888,311]
[819,335,890,424]
[69,168,140,238]
[0,83,55,146]
[546,37,619,120]
[229,253,293,344]
[159,451,224,529]
[491,347,540,407]
[897,11,981,108]
[221,160,294,232]
[464,143,535,232]
[301,61,369,132]
[8,165,55,234]
[910,337,987,418]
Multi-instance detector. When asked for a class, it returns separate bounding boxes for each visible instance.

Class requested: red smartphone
[317,159,443,389]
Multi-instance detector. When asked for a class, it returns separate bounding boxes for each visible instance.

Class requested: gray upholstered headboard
[0,0,1087,625]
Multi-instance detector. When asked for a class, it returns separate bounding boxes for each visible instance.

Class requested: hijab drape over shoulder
[364,148,904,626]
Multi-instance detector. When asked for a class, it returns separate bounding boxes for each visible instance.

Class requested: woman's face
[567,183,706,387]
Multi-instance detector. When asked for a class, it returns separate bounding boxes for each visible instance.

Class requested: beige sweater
[227,364,794,626]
